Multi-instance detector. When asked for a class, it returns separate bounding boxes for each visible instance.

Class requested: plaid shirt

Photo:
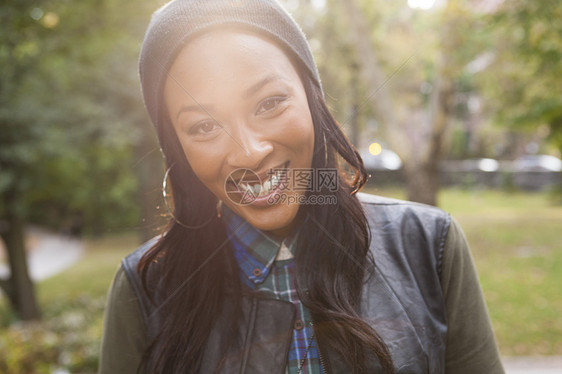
[223,207,324,374]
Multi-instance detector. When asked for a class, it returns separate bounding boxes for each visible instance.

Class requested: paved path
[0,227,84,281]
[503,356,562,373]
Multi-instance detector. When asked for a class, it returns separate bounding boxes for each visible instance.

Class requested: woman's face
[163,30,315,237]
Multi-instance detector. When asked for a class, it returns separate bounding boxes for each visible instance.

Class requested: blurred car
[359,148,403,171]
[440,158,499,172]
[513,155,562,172]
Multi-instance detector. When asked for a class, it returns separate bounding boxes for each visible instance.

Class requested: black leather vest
[122,193,450,373]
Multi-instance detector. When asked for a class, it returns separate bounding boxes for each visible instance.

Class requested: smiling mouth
[225,162,289,203]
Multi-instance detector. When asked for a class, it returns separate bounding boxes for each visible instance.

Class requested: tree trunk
[0,193,41,320]
[404,161,440,206]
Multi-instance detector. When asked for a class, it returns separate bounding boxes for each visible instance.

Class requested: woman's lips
[225,162,290,205]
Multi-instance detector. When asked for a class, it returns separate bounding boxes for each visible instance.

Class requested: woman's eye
[256,96,287,115]
[190,120,220,136]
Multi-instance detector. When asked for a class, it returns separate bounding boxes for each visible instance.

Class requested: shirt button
[252,268,262,277]
[294,320,305,330]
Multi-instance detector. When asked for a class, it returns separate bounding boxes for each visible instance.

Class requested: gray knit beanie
[139,0,322,129]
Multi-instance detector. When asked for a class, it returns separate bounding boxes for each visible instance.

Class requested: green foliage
[0,323,59,374]
[0,233,137,373]
[0,1,49,215]
[0,299,103,374]
[481,0,562,153]
[0,0,158,233]
[290,0,560,162]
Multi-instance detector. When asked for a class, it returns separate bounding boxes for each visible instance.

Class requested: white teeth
[237,167,286,198]
[241,183,253,195]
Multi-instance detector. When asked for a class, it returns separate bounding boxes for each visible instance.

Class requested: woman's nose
[226,127,273,170]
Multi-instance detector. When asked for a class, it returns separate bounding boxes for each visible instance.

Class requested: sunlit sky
[286,0,437,11]
[407,0,437,10]
[315,0,438,11]
[311,0,326,9]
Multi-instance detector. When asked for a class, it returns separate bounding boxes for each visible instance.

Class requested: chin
[234,203,301,237]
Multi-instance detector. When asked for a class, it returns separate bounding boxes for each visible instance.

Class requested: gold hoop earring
[216,200,223,219]
[162,164,216,229]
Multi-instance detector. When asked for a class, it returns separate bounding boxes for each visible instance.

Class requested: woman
[99,0,505,373]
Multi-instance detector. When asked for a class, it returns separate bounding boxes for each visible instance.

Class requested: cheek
[181,145,225,193]
[282,112,315,156]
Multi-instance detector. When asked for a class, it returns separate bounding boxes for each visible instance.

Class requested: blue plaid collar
[222,205,300,287]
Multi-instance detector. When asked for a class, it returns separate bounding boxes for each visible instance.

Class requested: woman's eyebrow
[176,103,214,121]
[243,74,286,99]
[175,74,288,120]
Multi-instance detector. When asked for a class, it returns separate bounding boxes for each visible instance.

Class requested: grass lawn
[0,188,560,372]
[365,186,562,356]
[38,233,137,307]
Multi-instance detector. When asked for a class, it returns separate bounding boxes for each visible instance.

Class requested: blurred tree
[482,0,562,155]
[0,0,162,320]
[301,0,489,205]
[0,0,49,320]
[332,0,462,204]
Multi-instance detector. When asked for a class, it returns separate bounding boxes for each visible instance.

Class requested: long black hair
[137,49,394,374]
